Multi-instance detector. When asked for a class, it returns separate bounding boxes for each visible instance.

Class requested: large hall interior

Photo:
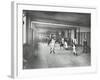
[22,10,91,69]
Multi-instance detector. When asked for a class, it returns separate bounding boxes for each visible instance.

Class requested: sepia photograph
[22,10,91,69]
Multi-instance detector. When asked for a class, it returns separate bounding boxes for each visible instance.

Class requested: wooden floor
[23,42,91,69]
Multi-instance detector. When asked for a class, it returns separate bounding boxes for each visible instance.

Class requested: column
[78,27,80,45]
[65,30,68,38]
[74,28,77,39]
[22,13,26,44]
[71,29,74,40]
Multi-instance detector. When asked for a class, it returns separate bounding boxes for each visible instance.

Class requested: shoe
[53,51,55,54]
[50,51,52,54]
[76,54,78,56]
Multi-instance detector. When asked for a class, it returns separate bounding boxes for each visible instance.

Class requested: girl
[64,41,68,49]
[60,38,64,49]
[48,37,56,54]
[73,43,78,56]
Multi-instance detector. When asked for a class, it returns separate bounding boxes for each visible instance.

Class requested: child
[64,41,68,49]
[60,38,64,49]
[73,44,78,56]
[49,38,56,54]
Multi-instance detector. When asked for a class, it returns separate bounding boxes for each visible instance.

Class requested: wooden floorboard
[24,42,91,69]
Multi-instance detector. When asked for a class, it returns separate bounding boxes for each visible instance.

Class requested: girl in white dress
[64,41,68,49]
[73,44,78,56]
[49,38,56,54]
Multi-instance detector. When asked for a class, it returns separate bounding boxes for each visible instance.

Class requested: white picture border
[11,1,97,78]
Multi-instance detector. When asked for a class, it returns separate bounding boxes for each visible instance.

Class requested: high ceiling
[24,10,91,27]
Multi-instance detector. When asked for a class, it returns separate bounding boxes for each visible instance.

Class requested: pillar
[65,30,68,38]
[26,15,33,44]
[71,29,74,40]
[78,27,80,45]
[74,28,77,39]
[22,12,26,44]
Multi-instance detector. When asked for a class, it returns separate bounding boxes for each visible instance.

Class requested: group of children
[48,35,78,56]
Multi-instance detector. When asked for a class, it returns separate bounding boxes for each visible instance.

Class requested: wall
[0,0,99,80]
[80,27,90,32]
[78,27,90,46]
